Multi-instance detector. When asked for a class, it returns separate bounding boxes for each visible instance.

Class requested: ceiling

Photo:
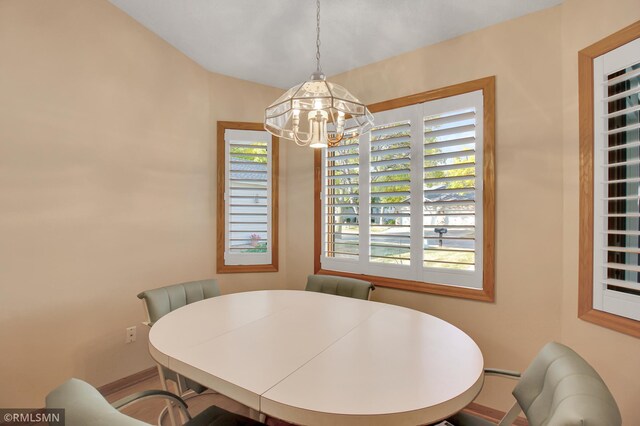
[109,0,562,89]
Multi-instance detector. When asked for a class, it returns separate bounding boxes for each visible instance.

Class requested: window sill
[316,268,494,302]
[217,264,278,274]
[579,306,640,339]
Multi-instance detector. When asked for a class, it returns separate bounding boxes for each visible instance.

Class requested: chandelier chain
[264,0,373,148]
[316,0,321,72]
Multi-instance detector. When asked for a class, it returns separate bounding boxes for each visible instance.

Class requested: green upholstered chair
[446,342,621,426]
[305,274,374,301]
[137,279,221,327]
[46,378,264,426]
[137,279,221,422]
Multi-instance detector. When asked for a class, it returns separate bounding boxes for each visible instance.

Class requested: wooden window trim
[217,121,279,273]
[578,20,640,338]
[314,77,495,302]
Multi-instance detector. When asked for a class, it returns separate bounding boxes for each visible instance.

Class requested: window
[217,122,278,273]
[314,78,495,301]
[579,21,640,337]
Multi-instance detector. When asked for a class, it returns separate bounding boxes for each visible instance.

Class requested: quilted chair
[46,378,264,426]
[447,342,621,426]
[305,274,375,300]
[137,279,221,423]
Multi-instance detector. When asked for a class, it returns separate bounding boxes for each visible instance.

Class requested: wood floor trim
[97,366,158,396]
[464,402,528,425]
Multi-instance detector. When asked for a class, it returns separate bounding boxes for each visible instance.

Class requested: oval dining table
[148,290,484,426]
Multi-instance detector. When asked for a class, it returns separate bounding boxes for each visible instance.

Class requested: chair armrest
[111,389,192,420]
[484,368,521,379]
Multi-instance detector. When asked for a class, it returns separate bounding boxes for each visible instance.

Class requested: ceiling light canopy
[264,0,373,148]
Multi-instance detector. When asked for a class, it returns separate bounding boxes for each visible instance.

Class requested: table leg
[157,365,178,426]
[248,408,265,421]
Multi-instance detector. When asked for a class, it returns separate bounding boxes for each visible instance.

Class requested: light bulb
[308,110,328,148]
[336,110,345,133]
[313,99,323,110]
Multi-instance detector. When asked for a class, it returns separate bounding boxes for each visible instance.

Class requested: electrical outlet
[125,326,137,343]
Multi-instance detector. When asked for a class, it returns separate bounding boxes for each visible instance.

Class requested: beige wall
[560,0,640,421]
[0,0,281,407]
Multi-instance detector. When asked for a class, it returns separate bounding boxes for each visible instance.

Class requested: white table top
[148,290,484,426]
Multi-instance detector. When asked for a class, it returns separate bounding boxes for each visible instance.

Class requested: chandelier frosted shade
[264,74,374,148]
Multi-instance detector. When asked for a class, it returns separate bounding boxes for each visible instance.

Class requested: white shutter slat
[424,187,476,195]
[371,168,411,178]
[604,104,640,120]
[370,135,412,148]
[605,230,640,237]
[424,174,475,184]
[371,157,412,168]
[605,263,640,273]
[424,124,476,139]
[424,150,475,162]
[371,180,411,188]
[605,195,640,201]
[605,66,640,86]
[603,278,640,292]
[325,194,360,199]
[603,141,640,152]
[424,111,476,128]
[605,246,640,253]
[425,137,476,151]
[605,122,640,136]
[608,176,640,184]
[327,164,359,172]
[605,158,640,168]
[423,161,475,174]
[328,143,358,154]
[370,123,411,138]
[328,152,359,161]
[231,143,269,149]
[371,191,411,197]
[603,85,640,102]
[371,146,411,157]
[371,202,411,208]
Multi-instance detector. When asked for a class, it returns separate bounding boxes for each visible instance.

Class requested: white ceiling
[109,0,562,89]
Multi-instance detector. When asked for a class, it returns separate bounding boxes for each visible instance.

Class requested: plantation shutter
[364,105,418,280]
[368,116,412,262]
[319,89,487,290]
[322,129,361,271]
[593,37,640,320]
[421,91,483,288]
[225,129,272,265]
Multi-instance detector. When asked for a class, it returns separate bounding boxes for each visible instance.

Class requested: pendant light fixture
[264,0,373,148]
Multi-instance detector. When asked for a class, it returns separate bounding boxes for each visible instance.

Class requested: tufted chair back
[137,279,220,326]
[512,342,621,426]
[47,379,148,426]
[305,275,374,301]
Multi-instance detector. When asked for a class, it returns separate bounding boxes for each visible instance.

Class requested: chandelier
[264,0,373,148]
